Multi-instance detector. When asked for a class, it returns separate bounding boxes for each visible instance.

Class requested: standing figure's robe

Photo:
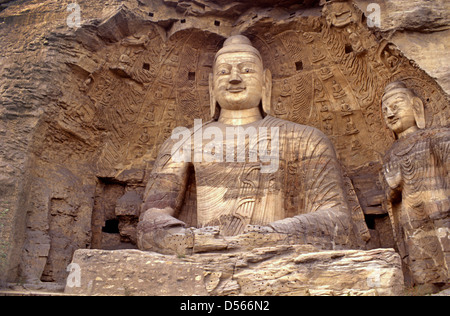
[383,127,450,284]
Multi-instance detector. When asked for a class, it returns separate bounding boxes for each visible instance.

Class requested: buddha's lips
[227,87,246,93]
[388,118,399,125]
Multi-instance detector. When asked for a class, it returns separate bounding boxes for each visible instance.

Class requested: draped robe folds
[141,115,355,247]
[383,127,450,284]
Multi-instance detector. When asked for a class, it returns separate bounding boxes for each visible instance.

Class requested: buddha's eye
[218,69,229,75]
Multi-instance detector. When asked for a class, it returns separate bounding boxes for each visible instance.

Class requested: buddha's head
[382,81,425,138]
[209,35,272,120]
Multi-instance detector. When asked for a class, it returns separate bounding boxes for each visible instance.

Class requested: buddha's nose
[386,107,395,118]
[229,69,242,85]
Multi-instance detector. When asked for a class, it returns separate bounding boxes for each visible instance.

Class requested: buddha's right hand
[137,208,188,253]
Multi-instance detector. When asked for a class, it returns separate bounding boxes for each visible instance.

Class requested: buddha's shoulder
[384,126,450,161]
[428,126,450,140]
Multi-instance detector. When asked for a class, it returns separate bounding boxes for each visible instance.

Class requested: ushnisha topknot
[382,81,417,100]
[214,35,262,63]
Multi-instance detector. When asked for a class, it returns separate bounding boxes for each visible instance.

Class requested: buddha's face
[212,51,264,111]
[382,91,417,136]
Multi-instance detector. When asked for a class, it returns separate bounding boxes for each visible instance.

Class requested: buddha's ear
[262,69,272,115]
[209,73,219,120]
[412,96,425,129]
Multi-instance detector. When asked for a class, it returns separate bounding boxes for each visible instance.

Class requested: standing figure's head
[209,35,272,120]
[381,81,425,139]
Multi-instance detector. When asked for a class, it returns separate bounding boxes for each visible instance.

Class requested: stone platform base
[65,246,404,296]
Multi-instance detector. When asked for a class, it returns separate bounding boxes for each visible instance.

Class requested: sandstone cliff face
[0,0,448,288]
[0,0,132,284]
[354,0,450,95]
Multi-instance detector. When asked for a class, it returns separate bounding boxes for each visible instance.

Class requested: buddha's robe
[141,115,354,247]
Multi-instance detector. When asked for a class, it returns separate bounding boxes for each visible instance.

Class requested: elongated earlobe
[412,97,425,129]
[209,73,219,120]
[262,69,272,115]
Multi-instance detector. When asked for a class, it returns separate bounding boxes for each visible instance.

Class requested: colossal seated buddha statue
[137,35,363,254]
[381,81,449,286]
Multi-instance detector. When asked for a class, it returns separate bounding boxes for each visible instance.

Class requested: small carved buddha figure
[137,35,363,255]
[381,81,449,286]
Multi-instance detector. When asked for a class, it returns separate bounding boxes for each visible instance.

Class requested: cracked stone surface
[65,247,404,296]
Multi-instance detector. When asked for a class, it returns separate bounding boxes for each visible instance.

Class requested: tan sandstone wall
[0,0,448,287]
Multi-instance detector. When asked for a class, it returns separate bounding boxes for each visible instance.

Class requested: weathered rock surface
[354,0,450,95]
[432,288,450,296]
[65,247,404,296]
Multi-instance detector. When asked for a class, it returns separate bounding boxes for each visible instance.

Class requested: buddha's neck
[218,107,263,126]
[397,125,419,139]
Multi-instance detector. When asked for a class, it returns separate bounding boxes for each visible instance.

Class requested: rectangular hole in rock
[102,219,120,234]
